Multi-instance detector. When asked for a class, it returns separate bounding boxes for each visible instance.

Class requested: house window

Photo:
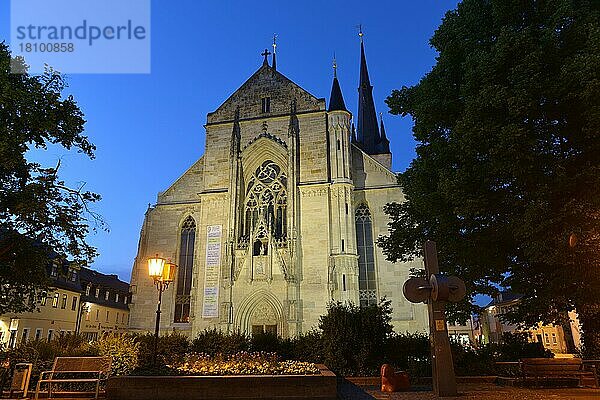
[70,270,77,282]
[341,239,345,253]
[85,311,90,321]
[105,291,110,301]
[544,333,549,344]
[86,285,91,296]
[116,313,119,323]
[115,293,119,303]
[261,97,271,113]
[95,288,100,298]
[174,216,196,323]
[355,204,377,307]
[106,311,109,322]
[50,264,58,277]
[342,274,347,291]
[337,139,341,150]
[35,329,42,341]
[21,328,29,343]
[61,294,68,309]
[552,333,557,344]
[71,296,78,311]
[52,293,59,308]
[41,292,48,306]
[47,329,53,341]
[96,309,99,321]
[345,203,348,215]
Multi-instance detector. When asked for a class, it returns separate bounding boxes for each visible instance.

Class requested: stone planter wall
[107,364,336,400]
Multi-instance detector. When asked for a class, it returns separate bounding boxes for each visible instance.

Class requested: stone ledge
[106,364,336,400]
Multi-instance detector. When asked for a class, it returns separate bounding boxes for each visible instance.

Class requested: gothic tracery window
[355,204,377,307]
[174,216,195,323]
[242,161,287,243]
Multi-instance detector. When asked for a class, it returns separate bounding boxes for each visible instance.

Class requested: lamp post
[148,255,177,367]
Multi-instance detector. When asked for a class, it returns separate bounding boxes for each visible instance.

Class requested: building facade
[0,260,81,347]
[78,268,130,341]
[480,291,581,354]
[128,40,428,338]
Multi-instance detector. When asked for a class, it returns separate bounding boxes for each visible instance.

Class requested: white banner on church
[202,225,221,318]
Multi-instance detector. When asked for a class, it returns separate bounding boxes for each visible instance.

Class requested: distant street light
[148,255,177,366]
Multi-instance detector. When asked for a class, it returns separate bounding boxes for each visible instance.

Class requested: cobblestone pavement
[338,382,600,400]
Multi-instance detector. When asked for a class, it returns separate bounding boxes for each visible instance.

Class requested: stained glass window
[174,216,195,323]
[355,204,377,307]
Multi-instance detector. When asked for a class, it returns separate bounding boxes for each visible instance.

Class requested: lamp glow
[162,262,177,283]
[148,255,166,281]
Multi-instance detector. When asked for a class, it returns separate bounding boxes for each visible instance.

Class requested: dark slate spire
[356,30,382,154]
[378,113,390,153]
[328,57,347,112]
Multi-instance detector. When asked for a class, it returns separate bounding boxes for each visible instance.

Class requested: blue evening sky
[0,0,460,281]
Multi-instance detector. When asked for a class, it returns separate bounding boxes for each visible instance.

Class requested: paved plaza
[338,382,600,400]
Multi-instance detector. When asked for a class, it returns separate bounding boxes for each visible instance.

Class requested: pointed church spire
[378,113,390,153]
[328,55,347,112]
[356,28,382,154]
[272,34,277,71]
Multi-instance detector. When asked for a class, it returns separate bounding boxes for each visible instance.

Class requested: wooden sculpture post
[403,240,466,397]
[423,240,457,397]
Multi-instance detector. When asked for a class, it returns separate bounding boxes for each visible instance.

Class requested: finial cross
[261,48,271,64]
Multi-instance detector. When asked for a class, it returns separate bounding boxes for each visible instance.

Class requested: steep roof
[207,63,325,124]
[328,76,347,112]
[356,41,382,154]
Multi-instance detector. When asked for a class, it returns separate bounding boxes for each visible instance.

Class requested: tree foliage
[0,42,102,314]
[378,0,600,355]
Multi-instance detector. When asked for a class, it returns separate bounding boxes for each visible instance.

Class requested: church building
[128,37,428,338]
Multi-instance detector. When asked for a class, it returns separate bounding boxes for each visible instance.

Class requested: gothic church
[128,38,428,337]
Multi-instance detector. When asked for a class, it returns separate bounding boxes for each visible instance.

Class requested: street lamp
[148,254,177,366]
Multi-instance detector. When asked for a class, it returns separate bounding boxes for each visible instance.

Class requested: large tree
[378,0,600,356]
[0,42,102,314]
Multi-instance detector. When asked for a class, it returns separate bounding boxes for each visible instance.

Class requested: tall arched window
[355,204,377,307]
[174,216,195,323]
[242,161,287,242]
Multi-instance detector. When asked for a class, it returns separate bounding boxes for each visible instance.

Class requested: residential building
[77,268,130,341]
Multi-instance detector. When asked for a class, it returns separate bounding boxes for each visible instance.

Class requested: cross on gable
[261,48,271,65]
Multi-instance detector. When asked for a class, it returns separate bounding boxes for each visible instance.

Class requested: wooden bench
[34,356,111,400]
[520,358,598,387]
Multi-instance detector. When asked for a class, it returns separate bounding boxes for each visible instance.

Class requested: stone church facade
[128,40,428,338]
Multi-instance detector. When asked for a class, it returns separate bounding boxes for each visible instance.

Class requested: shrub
[250,332,280,353]
[135,332,190,369]
[191,329,250,355]
[386,332,431,377]
[97,334,139,376]
[319,299,393,376]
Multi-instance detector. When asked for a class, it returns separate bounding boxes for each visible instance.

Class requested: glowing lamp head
[148,255,166,281]
[162,262,178,283]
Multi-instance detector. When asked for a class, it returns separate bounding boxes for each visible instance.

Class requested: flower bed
[106,363,336,400]
[170,352,320,376]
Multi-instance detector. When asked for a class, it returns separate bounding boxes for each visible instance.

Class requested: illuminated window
[355,204,377,307]
[40,292,48,306]
[242,161,287,242]
[174,216,195,323]
[52,293,59,308]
